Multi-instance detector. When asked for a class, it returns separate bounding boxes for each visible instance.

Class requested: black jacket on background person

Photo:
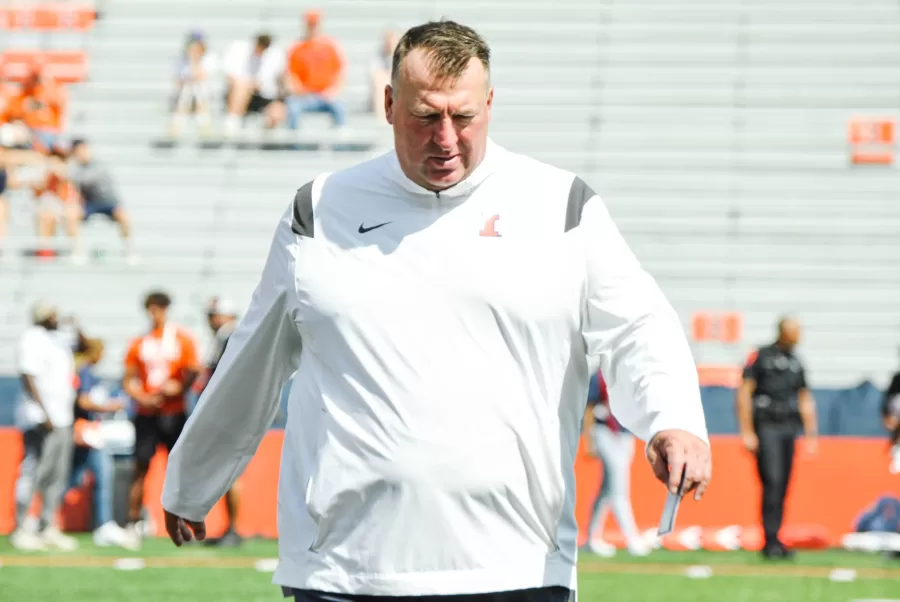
[743,343,808,429]
[883,371,900,444]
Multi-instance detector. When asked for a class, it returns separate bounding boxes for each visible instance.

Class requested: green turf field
[1,536,898,602]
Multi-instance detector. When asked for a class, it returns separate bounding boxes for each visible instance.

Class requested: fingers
[187,520,206,541]
[165,512,207,547]
[165,513,186,547]
[694,454,713,501]
[179,519,194,543]
[665,443,686,494]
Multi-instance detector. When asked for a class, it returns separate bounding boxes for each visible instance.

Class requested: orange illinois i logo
[479,214,502,237]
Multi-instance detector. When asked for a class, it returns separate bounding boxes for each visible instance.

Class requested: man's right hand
[40,419,54,432]
[136,393,163,409]
[742,431,759,453]
[164,509,206,547]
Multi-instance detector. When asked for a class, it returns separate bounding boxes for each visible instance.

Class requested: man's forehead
[412,87,480,112]
[399,49,486,92]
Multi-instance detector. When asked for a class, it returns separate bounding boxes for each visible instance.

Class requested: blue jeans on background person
[31,128,59,151]
[286,94,346,130]
[69,445,115,529]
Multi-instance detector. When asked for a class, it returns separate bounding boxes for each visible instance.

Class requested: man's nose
[432,117,458,151]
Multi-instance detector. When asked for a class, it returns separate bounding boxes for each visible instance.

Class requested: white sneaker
[41,526,79,551]
[588,539,617,558]
[93,521,132,549]
[124,522,144,550]
[10,528,46,551]
[626,538,652,557]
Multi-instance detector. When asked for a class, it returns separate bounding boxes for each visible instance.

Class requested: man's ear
[384,85,394,125]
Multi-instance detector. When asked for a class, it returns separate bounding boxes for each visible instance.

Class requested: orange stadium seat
[690,311,715,342]
[0,3,96,31]
[848,117,895,165]
[717,311,743,344]
[1,49,89,83]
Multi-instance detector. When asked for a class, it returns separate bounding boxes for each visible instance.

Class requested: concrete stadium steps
[2,0,899,388]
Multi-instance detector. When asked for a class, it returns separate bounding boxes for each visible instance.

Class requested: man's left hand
[160,379,184,397]
[646,429,712,501]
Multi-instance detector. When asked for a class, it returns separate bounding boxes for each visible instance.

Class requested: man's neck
[775,340,792,353]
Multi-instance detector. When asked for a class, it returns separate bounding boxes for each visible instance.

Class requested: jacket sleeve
[161,205,304,521]
[576,190,709,449]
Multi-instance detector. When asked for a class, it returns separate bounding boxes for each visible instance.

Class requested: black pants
[755,422,797,547]
[284,587,573,602]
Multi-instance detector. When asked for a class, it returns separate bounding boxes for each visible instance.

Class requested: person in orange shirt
[122,291,200,546]
[3,68,67,153]
[284,10,347,130]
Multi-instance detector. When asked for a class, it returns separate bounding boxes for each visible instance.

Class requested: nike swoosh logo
[358,221,391,234]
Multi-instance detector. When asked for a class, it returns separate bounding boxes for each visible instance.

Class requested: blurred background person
[883,364,900,474]
[168,30,218,139]
[64,138,136,265]
[122,291,200,547]
[369,29,398,122]
[737,316,818,560]
[582,370,649,557]
[32,147,81,256]
[195,296,243,547]
[0,62,67,153]
[10,302,80,552]
[221,33,286,138]
[70,337,139,549]
[285,10,347,131]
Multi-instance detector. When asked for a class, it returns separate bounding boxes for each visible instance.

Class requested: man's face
[385,49,493,192]
[73,143,90,164]
[147,304,167,328]
[781,321,802,349]
[42,313,59,331]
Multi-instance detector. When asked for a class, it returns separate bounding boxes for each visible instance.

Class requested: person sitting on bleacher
[55,139,137,265]
[285,10,346,132]
[0,63,67,154]
[221,33,286,139]
[33,147,81,257]
[168,30,218,140]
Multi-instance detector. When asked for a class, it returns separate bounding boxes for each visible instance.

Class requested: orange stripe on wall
[0,428,896,542]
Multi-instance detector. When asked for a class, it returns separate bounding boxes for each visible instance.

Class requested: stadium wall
[0,377,893,544]
[0,430,895,546]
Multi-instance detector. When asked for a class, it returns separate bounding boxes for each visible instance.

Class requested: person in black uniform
[736,316,818,559]
[883,367,900,475]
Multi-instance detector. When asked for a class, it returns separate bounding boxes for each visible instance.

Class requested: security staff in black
[736,317,818,559]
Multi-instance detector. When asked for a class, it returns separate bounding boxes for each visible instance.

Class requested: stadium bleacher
[1,0,898,392]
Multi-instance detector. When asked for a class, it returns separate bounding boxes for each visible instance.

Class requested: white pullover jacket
[162,139,708,596]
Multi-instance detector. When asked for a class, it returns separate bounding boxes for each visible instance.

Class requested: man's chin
[424,169,466,191]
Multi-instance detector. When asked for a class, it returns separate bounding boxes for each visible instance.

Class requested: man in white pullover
[162,20,712,602]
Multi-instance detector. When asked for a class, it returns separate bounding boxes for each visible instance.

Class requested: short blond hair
[391,20,491,89]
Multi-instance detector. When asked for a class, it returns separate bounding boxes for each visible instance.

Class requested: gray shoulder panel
[291,181,314,237]
[564,176,597,232]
